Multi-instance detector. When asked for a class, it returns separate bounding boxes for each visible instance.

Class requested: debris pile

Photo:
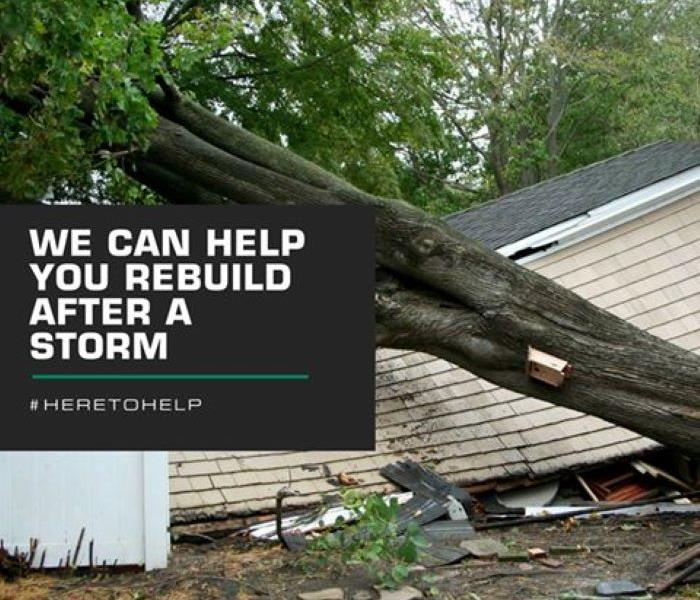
[576,459,694,503]
[250,456,700,546]
[237,453,700,597]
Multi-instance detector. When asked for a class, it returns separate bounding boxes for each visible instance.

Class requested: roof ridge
[446,140,678,221]
[445,139,700,249]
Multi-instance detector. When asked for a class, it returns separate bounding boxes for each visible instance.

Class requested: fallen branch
[656,542,700,575]
[654,559,700,593]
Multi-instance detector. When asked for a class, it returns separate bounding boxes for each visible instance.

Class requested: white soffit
[498,165,700,265]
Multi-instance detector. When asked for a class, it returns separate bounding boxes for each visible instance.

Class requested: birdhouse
[527,346,572,388]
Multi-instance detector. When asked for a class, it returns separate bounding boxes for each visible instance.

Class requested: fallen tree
[3,3,700,455]
[118,93,700,455]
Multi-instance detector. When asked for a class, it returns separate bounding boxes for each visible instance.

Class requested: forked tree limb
[126,94,700,454]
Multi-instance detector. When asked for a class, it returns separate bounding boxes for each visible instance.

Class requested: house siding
[170,191,700,523]
[532,190,700,353]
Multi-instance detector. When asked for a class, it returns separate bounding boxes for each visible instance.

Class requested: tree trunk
[122,93,700,455]
[544,60,567,180]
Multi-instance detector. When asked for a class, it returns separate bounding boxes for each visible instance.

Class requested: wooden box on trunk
[527,347,572,388]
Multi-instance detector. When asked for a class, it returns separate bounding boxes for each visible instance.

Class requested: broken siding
[170,191,700,523]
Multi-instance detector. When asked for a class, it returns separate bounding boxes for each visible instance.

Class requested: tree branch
[125,0,144,21]
[216,36,365,82]
[136,94,700,453]
[162,0,203,31]
[127,160,226,205]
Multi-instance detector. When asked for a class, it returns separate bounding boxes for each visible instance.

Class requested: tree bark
[126,93,700,455]
[122,93,700,456]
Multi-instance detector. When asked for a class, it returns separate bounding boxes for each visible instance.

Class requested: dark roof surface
[445,141,700,249]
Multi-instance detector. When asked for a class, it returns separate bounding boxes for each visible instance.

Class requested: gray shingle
[445,141,700,249]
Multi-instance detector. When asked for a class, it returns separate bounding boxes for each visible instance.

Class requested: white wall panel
[0,451,169,570]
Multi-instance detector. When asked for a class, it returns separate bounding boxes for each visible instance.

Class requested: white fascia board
[497,165,700,266]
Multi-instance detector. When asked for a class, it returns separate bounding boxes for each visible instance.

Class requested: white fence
[0,452,169,570]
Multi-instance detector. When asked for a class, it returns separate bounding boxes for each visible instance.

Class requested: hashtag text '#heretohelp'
[29,397,203,412]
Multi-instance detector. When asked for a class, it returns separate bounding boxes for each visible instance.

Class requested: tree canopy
[2,0,697,210]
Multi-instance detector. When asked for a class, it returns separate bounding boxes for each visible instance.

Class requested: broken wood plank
[656,542,700,575]
[632,460,696,492]
[575,474,599,502]
[654,559,700,593]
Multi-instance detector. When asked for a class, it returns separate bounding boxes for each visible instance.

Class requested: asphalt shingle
[445,141,700,249]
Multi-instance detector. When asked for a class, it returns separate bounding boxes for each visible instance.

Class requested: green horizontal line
[32,373,310,381]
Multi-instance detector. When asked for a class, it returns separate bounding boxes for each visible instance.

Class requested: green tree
[431,0,700,197]
[1,0,466,208]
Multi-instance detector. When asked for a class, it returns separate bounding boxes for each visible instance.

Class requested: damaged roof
[445,140,700,249]
[170,150,700,524]
[171,348,657,522]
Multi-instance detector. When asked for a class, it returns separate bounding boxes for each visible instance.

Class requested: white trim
[142,452,170,570]
[496,166,700,265]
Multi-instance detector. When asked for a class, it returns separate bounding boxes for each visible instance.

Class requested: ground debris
[337,472,362,487]
[655,541,700,574]
[376,585,423,600]
[550,545,589,555]
[559,594,652,600]
[538,558,563,569]
[652,541,700,593]
[459,538,508,558]
[298,588,344,600]
[497,551,529,562]
[594,579,645,596]
[4,509,700,599]
[527,547,547,559]
[654,559,700,593]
